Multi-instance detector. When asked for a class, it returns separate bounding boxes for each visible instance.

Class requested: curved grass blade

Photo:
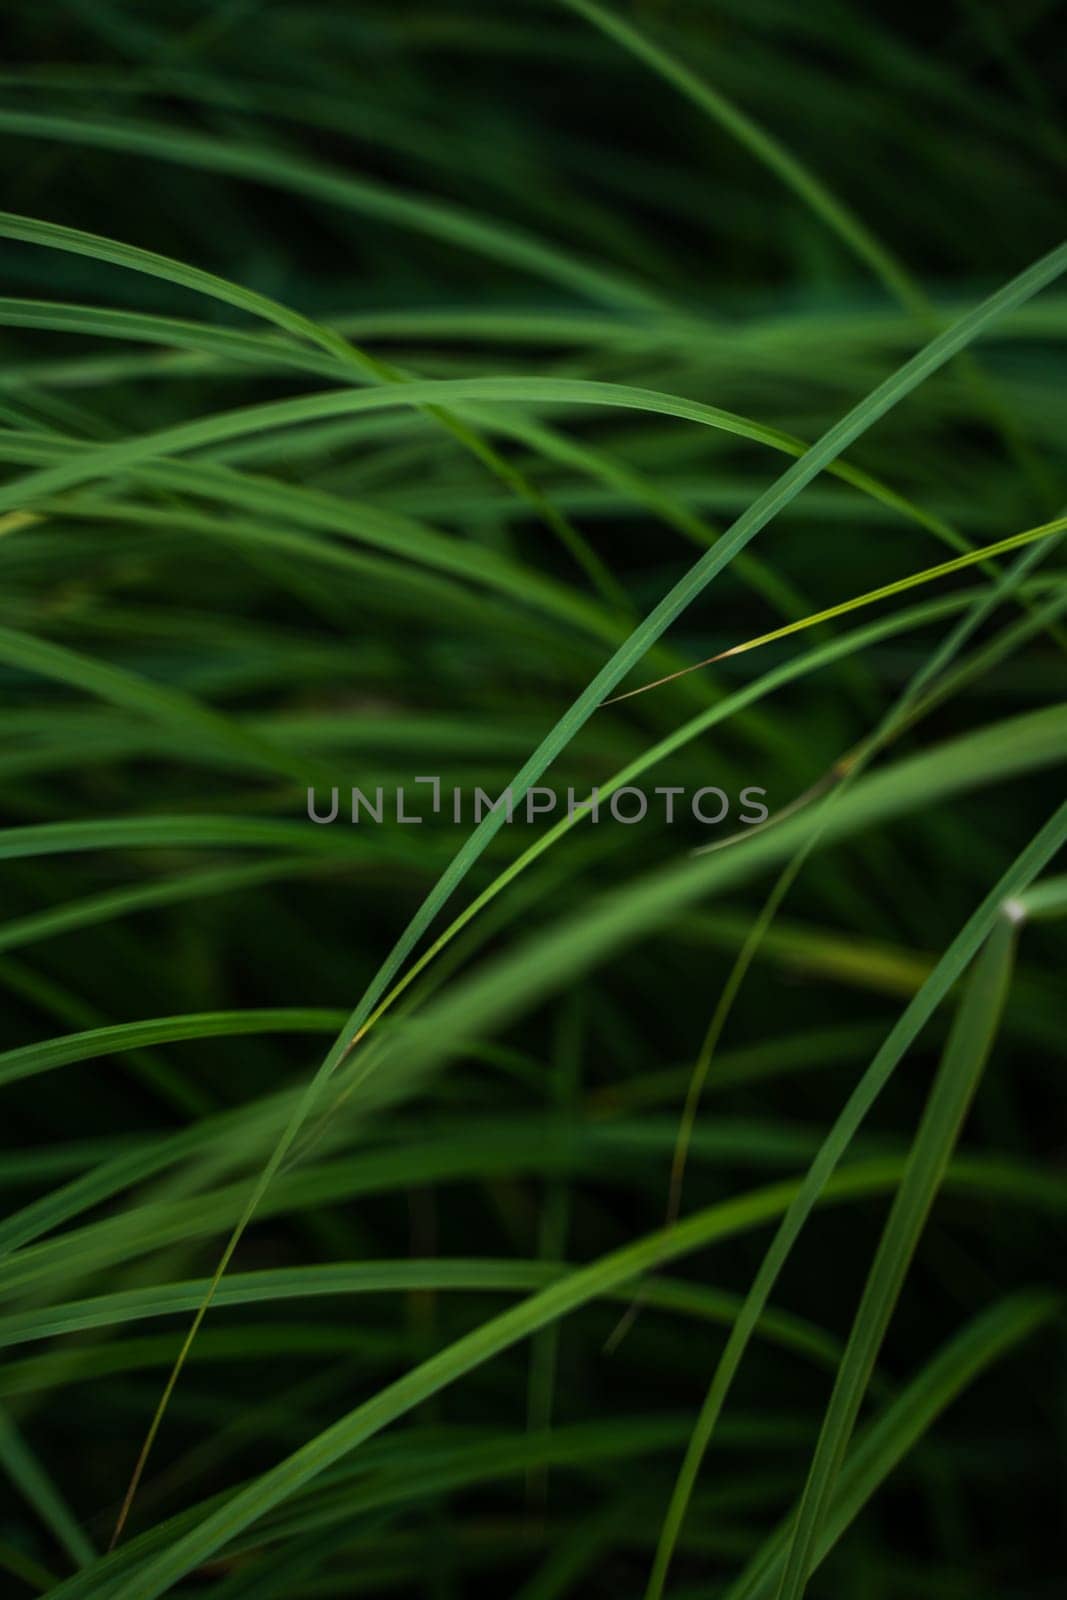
[0,624,326,784]
[604,514,1067,704]
[725,1292,1061,1599]
[64,724,1065,1582]
[99,245,1067,1549]
[642,795,1066,1600]
[776,915,1018,1600]
[324,585,1052,1075]
[0,1258,844,1375]
[0,222,639,613]
[0,815,430,866]
[0,211,361,368]
[0,369,1050,522]
[560,0,921,312]
[0,1009,348,1091]
[30,1154,1040,1600]
[0,112,658,310]
[0,860,308,959]
[642,520,1067,1593]
[559,1,1050,491]
[0,1406,95,1570]
[0,333,1048,621]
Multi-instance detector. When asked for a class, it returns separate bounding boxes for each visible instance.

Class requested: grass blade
[775,915,1019,1600]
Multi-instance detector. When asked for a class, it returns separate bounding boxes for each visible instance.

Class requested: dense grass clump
[0,3,1065,1596]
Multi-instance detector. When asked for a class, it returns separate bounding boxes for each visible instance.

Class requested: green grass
[0,3,1065,1597]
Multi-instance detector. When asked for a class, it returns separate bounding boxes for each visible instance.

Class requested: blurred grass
[0,3,1065,1598]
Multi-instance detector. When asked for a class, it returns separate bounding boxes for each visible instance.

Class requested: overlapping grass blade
[775,916,1018,1599]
